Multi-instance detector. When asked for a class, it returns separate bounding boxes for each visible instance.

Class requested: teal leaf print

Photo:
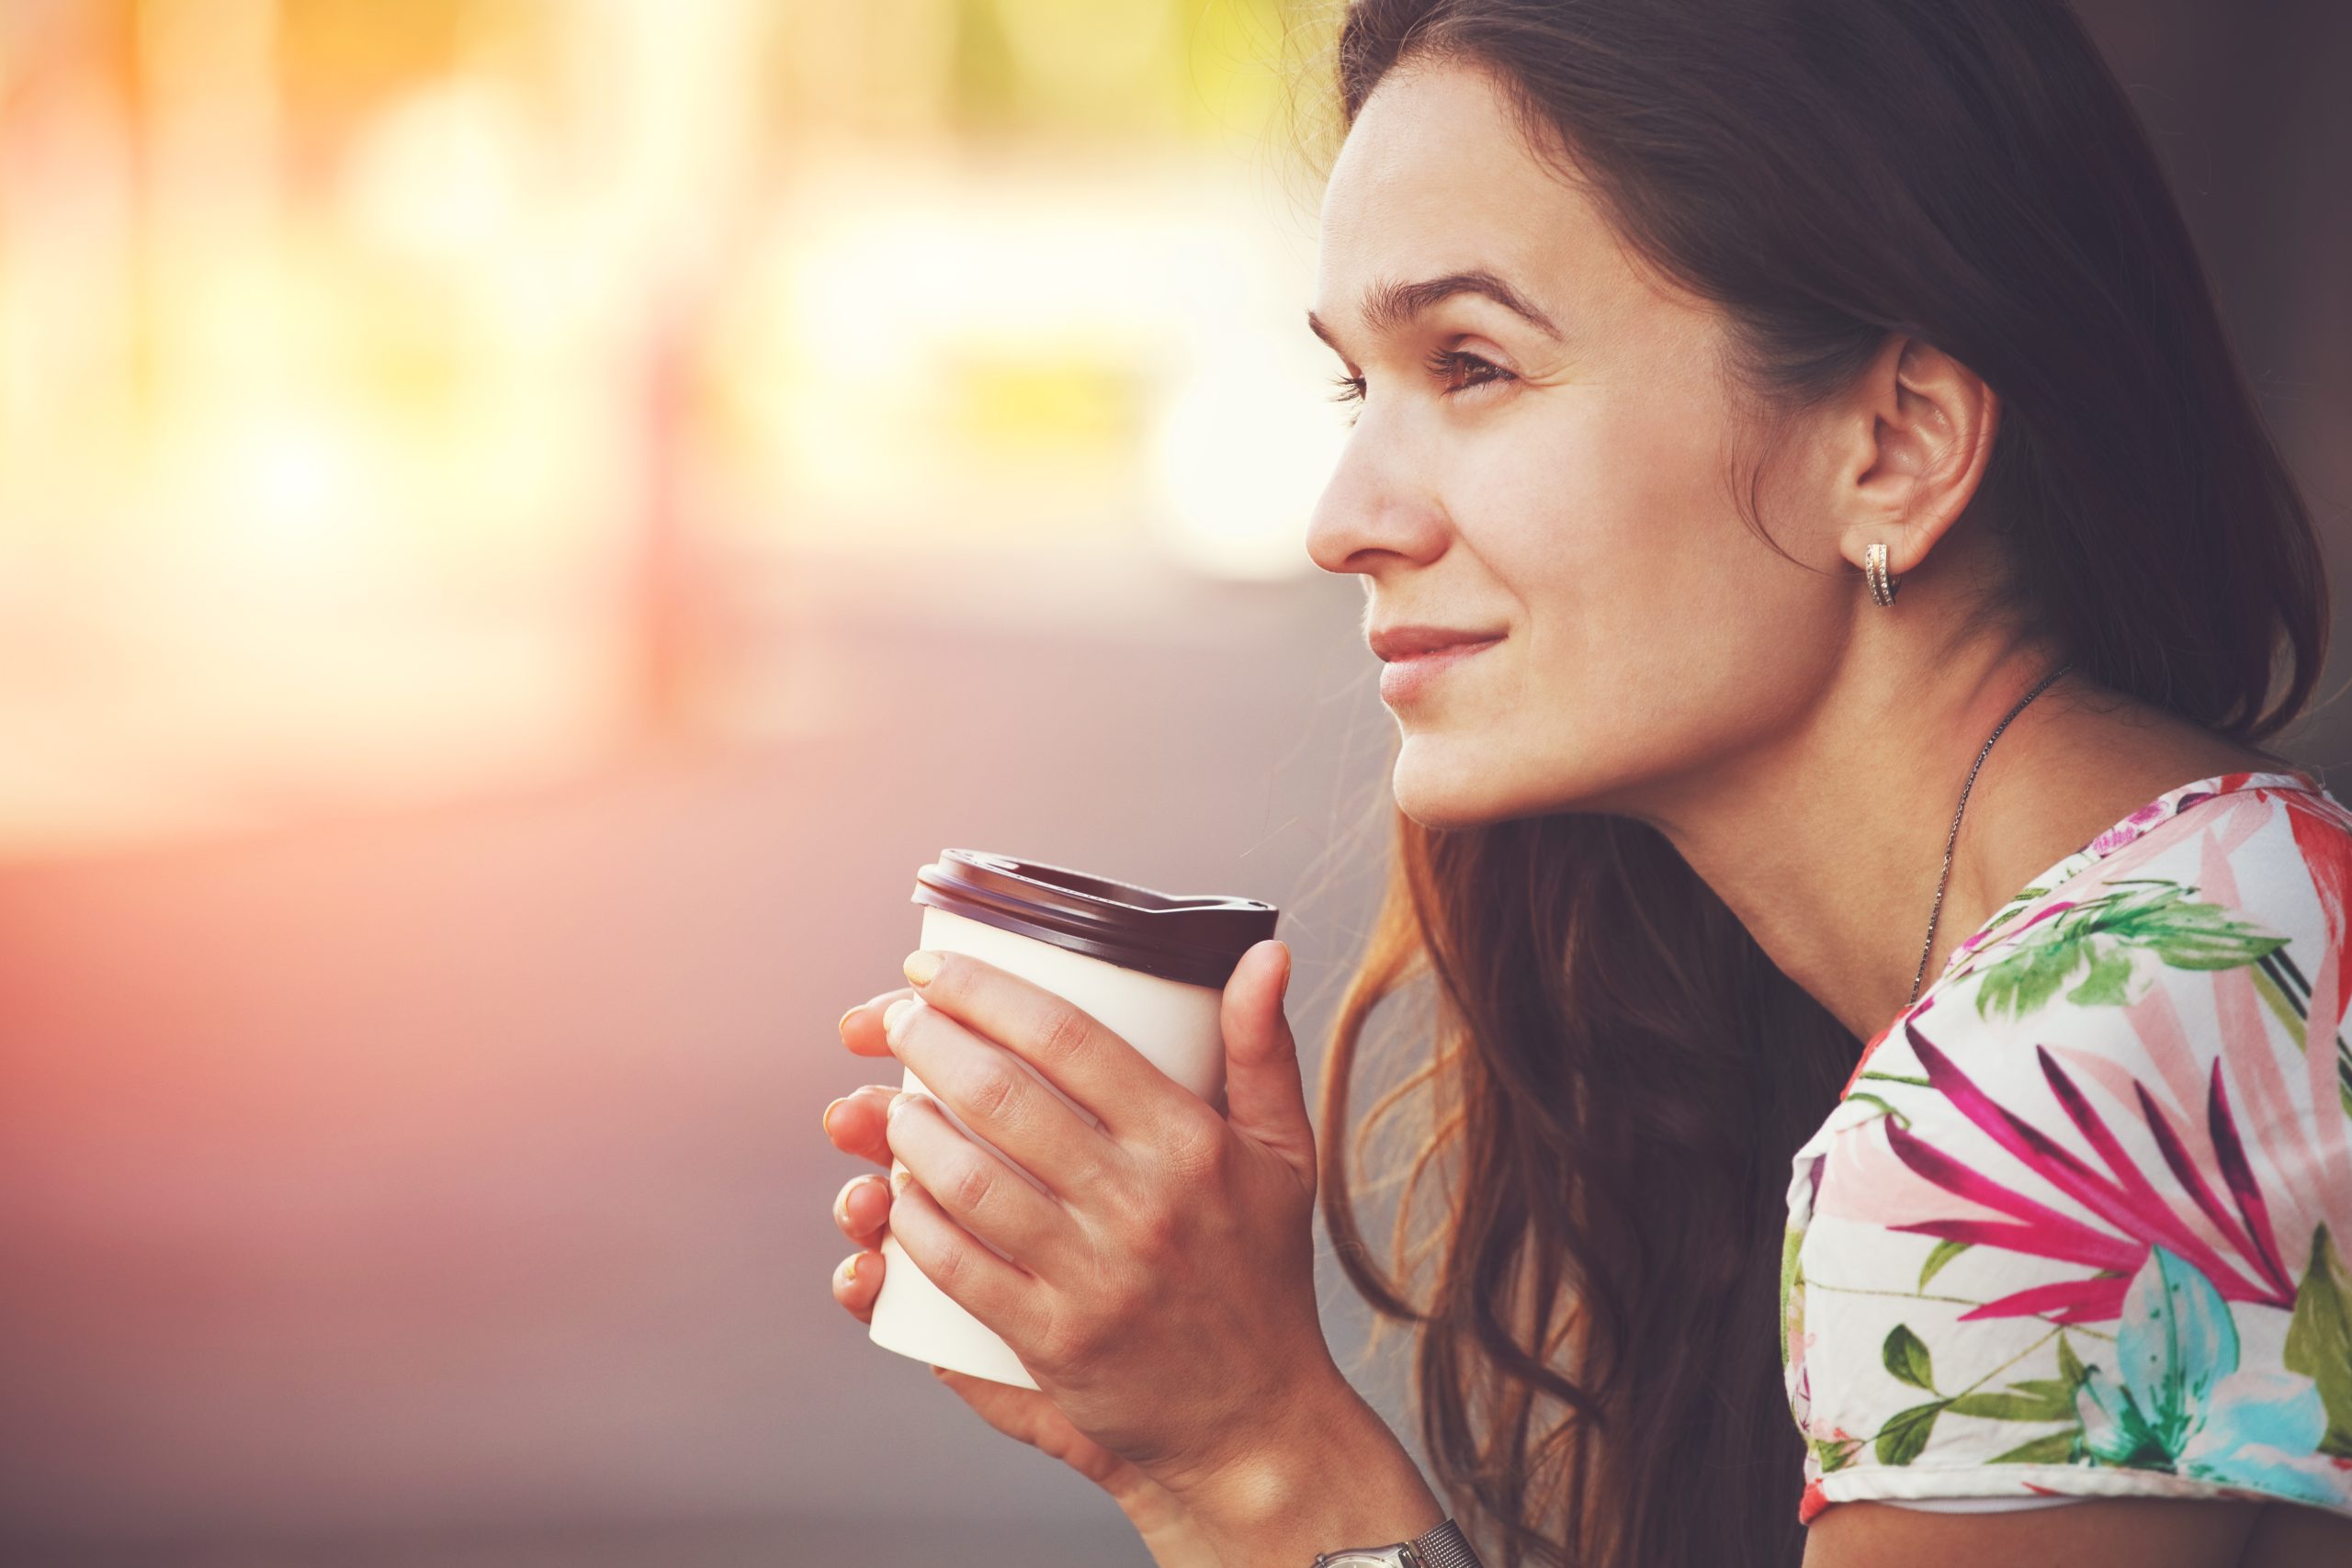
[2117,1242,2235,1441]
[1876,1402,1943,1466]
[2282,1223,2352,1458]
[1973,883,2289,1022]
[1918,1238,1970,1290]
[2074,1245,2340,1502]
[1883,1325,1935,1391]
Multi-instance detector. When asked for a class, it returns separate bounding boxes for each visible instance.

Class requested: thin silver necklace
[1907,660,2075,1008]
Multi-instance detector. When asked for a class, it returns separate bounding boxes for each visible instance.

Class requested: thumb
[1217,939,1317,1194]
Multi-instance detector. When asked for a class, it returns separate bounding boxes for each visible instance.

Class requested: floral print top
[1782,769,2352,1524]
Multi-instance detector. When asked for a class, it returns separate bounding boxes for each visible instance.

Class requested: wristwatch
[1312,1515,1483,1566]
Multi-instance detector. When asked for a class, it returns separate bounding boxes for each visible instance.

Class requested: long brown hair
[1304,4,2330,1565]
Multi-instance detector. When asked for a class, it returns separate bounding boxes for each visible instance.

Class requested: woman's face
[1306,60,1851,830]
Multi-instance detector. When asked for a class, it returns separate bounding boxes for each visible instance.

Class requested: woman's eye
[1322,351,1517,426]
[1427,347,1514,396]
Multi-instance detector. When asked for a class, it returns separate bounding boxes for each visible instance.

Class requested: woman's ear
[1832,333,2001,579]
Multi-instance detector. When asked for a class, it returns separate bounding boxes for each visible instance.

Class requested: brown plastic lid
[910,850,1279,989]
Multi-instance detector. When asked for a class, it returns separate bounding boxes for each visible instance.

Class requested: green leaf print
[1876,1401,1944,1466]
[1871,1326,2094,1471]
[1975,885,2052,939]
[1973,882,2288,1022]
[1867,1328,2090,1468]
[2283,1223,2352,1459]
[1987,1430,2079,1464]
[1948,1388,2076,1422]
[1780,1230,1804,1332]
[1883,1325,1935,1391]
[2008,1377,2079,1408]
[2056,1331,2087,1391]
[1918,1238,1970,1290]
[1844,1091,1909,1129]
[1975,932,2088,1020]
[2124,885,2293,970]
[2063,944,2138,1007]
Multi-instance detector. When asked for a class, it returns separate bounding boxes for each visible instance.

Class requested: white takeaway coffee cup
[865,849,1280,1389]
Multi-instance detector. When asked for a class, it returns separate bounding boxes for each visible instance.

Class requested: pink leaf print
[1879,1017,2297,1321]
[1966,1274,2133,1325]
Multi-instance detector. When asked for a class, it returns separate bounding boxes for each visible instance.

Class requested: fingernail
[821,1096,847,1139]
[838,1254,862,1286]
[882,997,922,1046]
[890,1165,912,1195]
[837,1006,859,1041]
[902,950,944,987]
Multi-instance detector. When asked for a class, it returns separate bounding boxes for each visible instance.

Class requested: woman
[822,3,2352,1563]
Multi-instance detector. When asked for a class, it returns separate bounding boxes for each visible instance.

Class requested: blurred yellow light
[1147,336,1340,581]
[994,0,1179,87]
[948,352,1141,452]
[202,412,383,585]
[341,78,535,264]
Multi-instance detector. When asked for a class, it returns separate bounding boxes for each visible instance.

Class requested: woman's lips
[1378,636,1503,704]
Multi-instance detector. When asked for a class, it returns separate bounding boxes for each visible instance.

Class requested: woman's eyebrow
[1306,268,1565,355]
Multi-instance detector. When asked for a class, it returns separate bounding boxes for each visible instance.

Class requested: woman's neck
[1634,651,2285,1043]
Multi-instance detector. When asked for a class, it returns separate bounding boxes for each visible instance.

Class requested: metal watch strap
[1405,1517,1482,1568]
[1314,1516,1483,1568]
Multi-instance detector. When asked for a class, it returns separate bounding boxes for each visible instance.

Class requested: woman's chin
[1391,744,1521,829]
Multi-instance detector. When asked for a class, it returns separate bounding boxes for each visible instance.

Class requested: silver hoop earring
[1865,541,1900,607]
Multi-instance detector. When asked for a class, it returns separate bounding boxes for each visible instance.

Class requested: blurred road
[0,552,1419,1563]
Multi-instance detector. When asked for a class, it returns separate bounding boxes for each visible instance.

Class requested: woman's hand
[824,999,1223,1566]
[834,938,1342,1509]
[924,1367,1223,1568]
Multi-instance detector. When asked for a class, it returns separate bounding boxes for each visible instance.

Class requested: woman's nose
[1304,434,1453,577]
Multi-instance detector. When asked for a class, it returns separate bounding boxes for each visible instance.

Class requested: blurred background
[0,1,2346,1562]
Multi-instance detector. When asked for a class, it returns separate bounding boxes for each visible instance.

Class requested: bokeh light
[0,0,1347,861]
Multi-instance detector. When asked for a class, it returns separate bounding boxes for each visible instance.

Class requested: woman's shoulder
[1783,768,2352,1525]
[1849,767,2352,1104]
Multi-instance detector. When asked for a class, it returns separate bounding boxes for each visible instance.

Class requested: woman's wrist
[1125,1494,1227,1568]
[1172,1372,1447,1567]
[1112,1472,1202,1541]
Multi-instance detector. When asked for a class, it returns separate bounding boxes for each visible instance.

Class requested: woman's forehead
[1322,64,1571,235]
[1315,65,1619,335]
